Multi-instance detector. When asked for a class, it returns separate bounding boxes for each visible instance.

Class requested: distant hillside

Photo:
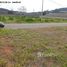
[0,8,41,16]
[0,7,67,17]
[42,8,67,18]
[51,8,67,13]
[0,8,21,15]
[0,8,10,15]
[0,8,9,12]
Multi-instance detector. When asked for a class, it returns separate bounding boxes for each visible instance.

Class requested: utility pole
[42,0,44,16]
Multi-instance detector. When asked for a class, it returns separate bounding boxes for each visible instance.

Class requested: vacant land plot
[0,16,67,23]
[0,27,67,67]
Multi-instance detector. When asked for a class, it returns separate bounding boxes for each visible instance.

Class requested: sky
[0,0,67,12]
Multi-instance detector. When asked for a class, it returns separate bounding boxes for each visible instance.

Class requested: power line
[48,0,67,7]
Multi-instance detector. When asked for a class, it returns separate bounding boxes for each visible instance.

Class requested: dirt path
[4,23,67,29]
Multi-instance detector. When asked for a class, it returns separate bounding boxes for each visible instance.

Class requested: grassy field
[0,16,67,23]
[0,27,67,67]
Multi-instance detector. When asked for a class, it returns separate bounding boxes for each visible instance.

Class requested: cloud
[0,0,67,12]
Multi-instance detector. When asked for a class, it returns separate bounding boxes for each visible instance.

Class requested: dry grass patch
[0,27,67,67]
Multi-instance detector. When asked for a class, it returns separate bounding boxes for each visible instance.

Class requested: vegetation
[0,16,67,23]
[0,27,67,67]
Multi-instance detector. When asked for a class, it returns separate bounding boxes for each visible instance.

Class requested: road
[4,23,67,29]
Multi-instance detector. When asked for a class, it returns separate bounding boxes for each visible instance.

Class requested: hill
[51,8,67,13]
[0,7,67,17]
[42,8,67,18]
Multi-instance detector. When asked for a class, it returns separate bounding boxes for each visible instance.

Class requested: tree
[43,10,49,15]
[18,6,27,12]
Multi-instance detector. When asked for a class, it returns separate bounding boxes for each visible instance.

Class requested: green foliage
[8,16,14,20]
[0,16,67,23]
[25,18,34,22]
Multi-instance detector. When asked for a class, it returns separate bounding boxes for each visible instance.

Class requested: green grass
[0,16,67,23]
[0,27,67,67]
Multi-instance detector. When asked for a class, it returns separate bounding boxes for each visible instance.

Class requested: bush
[8,16,14,20]
[1,16,6,22]
[25,18,34,22]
